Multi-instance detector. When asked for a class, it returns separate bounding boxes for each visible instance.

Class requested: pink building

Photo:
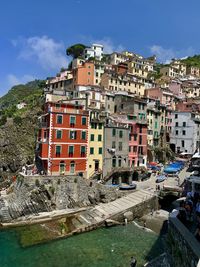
[145,87,174,107]
[129,120,147,167]
[176,100,200,113]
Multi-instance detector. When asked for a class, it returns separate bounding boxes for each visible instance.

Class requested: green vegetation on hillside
[181,55,200,68]
[0,80,45,109]
[0,80,45,126]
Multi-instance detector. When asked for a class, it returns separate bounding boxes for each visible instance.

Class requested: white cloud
[12,36,68,70]
[7,74,36,88]
[150,45,195,63]
[92,37,125,54]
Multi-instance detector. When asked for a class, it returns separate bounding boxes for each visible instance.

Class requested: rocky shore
[0,175,127,223]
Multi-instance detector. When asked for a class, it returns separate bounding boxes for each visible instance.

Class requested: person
[130,257,137,267]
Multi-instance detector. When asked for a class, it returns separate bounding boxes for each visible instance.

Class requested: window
[175,122,178,127]
[70,131,77,140]
[99,123,102,129]
[139,136,142,145]
[82,117,87,125]
[55,104,61,109]
[68,145,74,156]
[99,147,102,154]
[112,157,116,167]
[56,145,61,156]
[81,131,86,140]
[133,146,137,152]
[182,130,186,135]
[129,146,132,152]
[70,116,76,126]
[56,130,62,139]
[57,115,63,124]
[81,146,86,157]
[119,130,123,138]
[176,130,178,135]
[134,134,137,141]
[183,122,186,127]
[90,134,95,141]
[91,123,97,129]
[118,157,122,167]
[181,140,185,147]
[112,128,116,136]
[90,147,94,154]
[119,142,123,151]
[139,126,143,133]
[175,114,178,119]
[70,161,75,174]
[98,135,102,141]
[138,146,143,155]
[112,141,116,149]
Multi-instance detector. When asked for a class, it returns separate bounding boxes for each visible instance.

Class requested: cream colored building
[128,61,148,79]
[101,72,145,96]
[87,110,104,179]
[186,66,200,77]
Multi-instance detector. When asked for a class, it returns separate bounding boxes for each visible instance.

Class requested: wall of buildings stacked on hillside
[37,43,200,178]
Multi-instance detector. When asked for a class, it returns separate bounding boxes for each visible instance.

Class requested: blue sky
[1,0,200,96]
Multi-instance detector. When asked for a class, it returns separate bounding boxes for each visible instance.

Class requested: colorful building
[37,102,89,177]
[73,62,95,86]
[87,110,104,179]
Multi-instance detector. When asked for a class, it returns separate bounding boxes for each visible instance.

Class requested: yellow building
[128,61,148,79]
[101,72,145,96]
[87,110,104,179]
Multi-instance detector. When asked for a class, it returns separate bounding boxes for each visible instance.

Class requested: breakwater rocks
[0,175,126,223]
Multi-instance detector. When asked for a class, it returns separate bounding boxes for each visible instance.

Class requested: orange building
[37,102,89,177]
[73,62,95,86]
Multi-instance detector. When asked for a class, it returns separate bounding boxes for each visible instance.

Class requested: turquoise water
[0,224,163,267]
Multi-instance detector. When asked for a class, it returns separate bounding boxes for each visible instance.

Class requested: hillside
[181,55,200,68]
[0,80,45,177]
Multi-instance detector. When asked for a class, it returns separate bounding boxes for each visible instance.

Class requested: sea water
[0,223,164,267]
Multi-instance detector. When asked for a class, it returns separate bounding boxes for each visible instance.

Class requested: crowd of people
[177,191,200,242]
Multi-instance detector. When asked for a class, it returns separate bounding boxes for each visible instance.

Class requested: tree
[66,44,87,59]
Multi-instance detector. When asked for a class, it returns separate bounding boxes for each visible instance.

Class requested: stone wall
[168,215,200,267]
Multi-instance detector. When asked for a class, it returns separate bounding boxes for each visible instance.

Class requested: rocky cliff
[0,80,44,177]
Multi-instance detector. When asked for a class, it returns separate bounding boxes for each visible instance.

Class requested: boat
[119,183,137,190]
[156,175,167,183]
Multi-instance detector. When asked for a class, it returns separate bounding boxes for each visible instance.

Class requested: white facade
[83,44,103,60]
[170,112,200,154]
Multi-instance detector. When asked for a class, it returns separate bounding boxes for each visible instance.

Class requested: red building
[37,102,89,177]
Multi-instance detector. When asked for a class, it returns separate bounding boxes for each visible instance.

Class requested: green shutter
[82,117,87,125]
[99,147,102,154]
[81,131,86,140]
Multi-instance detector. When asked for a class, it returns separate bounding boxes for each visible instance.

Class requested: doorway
[94,160,99,171]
